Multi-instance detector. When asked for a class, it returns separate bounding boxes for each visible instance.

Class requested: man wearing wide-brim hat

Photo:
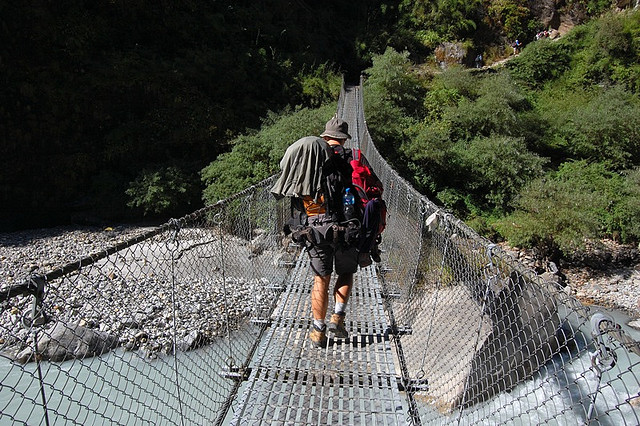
[271,116,359,348]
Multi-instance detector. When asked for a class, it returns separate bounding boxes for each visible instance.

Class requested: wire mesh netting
[0,184,293,425]
[1,81,639,425]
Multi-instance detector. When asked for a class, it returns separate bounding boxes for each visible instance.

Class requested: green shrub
[611,63,640,93]
[295,64,342,108]
[400,120,455,194]
[506,39,571,88]
[446,72,532,140]
[404,70,545,211]
[423,66,478,120]
[436,187,473,215]
[593,13,632,58]
[560,11,640,90]
[364,47,426,118]
[534,85,592,159]
[466,214,502,241]
[494,161,632,255]
[565,0,616,16]
[363,47,425,162]
[432,66,480,98]
[401,120,452,165]
[545,86,640,169]
[400,0,483,41]
[487,0,534,41]
[126,166,198,216]
[613,167,640,242]
[455,135,547,211]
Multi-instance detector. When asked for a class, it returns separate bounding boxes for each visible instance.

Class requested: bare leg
[311,274,331,321]
[334,273,353,305]
[328,273,353,339]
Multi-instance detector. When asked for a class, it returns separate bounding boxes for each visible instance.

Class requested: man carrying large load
[271,116,385,348]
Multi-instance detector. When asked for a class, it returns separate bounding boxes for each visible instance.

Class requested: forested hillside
[202,5,640,260]
[362,11,640,260]
[1,0,634,234]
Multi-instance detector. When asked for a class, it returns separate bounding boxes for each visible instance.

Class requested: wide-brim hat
[320,117,351,140]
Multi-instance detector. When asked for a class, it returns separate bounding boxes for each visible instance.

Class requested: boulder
[14,321,118,363]
[458,272,562,408]
[404,270,564,413]
[177,330,206,351]
[435,42,467,68]
[528,0,561,30]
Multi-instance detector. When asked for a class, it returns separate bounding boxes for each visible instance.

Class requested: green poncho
[270,136,331,201]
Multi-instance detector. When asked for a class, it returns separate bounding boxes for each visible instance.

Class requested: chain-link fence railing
[0,179,299,425]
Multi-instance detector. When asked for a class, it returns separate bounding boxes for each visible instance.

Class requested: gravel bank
[0,225,156,285]
[498,240,640,325]
[0,225,277,360]
[564,265,640,322]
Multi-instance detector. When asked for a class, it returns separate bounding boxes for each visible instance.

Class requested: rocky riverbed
[498,240,640,328]
[0,225,282,361]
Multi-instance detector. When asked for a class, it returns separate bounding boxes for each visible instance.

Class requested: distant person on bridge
[271,116,384,348]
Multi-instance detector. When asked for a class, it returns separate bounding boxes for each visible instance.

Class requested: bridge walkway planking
[229,250,409,425]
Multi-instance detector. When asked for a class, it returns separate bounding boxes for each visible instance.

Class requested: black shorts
[305,214,359,276]
[307,241,358,277]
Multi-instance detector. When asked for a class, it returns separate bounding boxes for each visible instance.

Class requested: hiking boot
[309,325,327,348]
[327,313,349,339]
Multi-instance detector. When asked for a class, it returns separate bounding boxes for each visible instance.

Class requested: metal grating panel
[229,252,409,425]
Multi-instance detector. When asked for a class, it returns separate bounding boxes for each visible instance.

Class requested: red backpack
[350,149,382,200]
[350,149,386,235]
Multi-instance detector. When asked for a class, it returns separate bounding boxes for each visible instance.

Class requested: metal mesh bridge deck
[230,252,409,425]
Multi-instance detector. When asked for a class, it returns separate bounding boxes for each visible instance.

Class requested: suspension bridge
[1,81,639,425]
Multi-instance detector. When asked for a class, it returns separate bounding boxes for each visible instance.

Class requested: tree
[363,47,426,165]
[126,167,198,216]
[495,161,638,256]
[201,104,337,204]
[400,0,484,45]
[542,86,640,170]
[487,0,535,41]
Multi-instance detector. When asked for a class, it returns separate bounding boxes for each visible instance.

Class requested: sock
[313,319,325,330]
[334,302,346,316]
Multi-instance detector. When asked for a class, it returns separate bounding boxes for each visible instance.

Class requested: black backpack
[321,145,362,222]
